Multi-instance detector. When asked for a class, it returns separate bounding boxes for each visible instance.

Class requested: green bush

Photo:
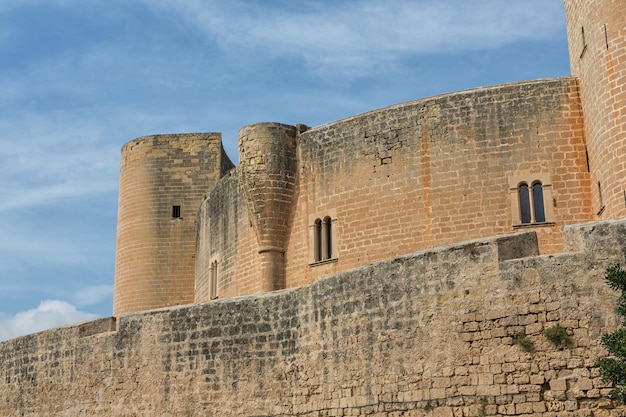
[596,264,626,404]
[513,333,534,352]
[543,324,572,348]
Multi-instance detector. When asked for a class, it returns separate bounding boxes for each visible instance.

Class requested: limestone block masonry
[3,0,626,415]
[238,123,299,292]
[2,219,626,416]
[113,133,233,315]
[565,0,626,220]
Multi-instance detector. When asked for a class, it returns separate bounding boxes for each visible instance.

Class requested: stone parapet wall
[3,219,626,416]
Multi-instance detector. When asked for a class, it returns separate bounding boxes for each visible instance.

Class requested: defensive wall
[2,219,626,416]
[195,77,593,302]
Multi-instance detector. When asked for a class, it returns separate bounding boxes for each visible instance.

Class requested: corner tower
[565,0,626,218]
[238,123,299,291]
[113,133,234,316]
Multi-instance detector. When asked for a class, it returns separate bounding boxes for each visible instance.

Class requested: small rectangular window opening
[172,205,181,218]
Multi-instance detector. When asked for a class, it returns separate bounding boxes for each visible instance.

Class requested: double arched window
[313,216,333,262]
[509,174,553,226]
[309,212,338,264]
[518,181,546,224]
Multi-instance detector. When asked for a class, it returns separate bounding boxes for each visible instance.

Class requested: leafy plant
[596,264,626,404]
[477,396,488,417]
[424,399,439,412]
[543,324,572,348]
[513,333,534,352]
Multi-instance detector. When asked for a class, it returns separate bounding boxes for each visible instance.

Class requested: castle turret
[565,0,626,218]
[113,133,233,316]
[238,123,298,291]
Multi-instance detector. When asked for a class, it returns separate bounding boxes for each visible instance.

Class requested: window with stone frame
[509,174,554,226]
[309,210,338,264]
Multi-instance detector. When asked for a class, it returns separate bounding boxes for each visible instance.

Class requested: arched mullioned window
[509,174,554,226]
[517,181,547,225]
[313,217,333,262]
[310,213,338,264]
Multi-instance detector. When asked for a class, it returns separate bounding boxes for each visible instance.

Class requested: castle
[1,0,626,415]
[113,0,625,316]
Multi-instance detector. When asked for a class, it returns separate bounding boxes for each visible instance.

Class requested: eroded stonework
[3,0,626,415]
[2,221,626,416]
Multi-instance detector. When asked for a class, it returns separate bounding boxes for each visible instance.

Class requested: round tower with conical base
[113,133,233,316]
[565,0,626,218]
[238,123,299,292]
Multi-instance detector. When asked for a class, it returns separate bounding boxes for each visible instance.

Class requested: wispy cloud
[142,0,565,74]
[0,300,97,342]
[73,285,114,307]
[0,0,570,324]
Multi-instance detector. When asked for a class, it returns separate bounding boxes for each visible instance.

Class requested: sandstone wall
[114,133,233,315]
[565,0,626,219]
[286,77,592,288]
[195,169,264,301]
[4,219,626,416]
[195,78,593,297]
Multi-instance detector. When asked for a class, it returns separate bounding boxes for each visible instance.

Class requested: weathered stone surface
[3,220,626,416]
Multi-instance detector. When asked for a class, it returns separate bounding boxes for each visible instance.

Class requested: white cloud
[141,0,565,73]
[0,300,98,342]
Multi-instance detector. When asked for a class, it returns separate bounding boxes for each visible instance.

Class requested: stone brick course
[114,133,233,315]
[4,220,626,416]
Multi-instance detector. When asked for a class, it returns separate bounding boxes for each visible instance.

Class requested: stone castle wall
[565,0,626,219]
[3,219,626,416]
[196,77,593,299]
[114,133,234,315]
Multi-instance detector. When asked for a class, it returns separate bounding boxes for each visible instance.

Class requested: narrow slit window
[580,26,588,58]
[172,205,181,218]
[519,183,531,224]
[532,182,546,223]
[209,260,218,300]
[598,181,603,206]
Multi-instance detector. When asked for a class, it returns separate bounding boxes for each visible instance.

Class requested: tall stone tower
[238,123,299,291]
[113,133,233,316]
[564,0,626,219]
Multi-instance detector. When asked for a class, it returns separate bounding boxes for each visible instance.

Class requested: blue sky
[0,0,571,341]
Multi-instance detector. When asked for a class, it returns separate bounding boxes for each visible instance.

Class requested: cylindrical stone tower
[565,0,626,218]
[113,133,233,316]
[238,123,298,292]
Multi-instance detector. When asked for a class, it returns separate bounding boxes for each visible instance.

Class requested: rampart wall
[3,219,626,416]
[196,77,593,299]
